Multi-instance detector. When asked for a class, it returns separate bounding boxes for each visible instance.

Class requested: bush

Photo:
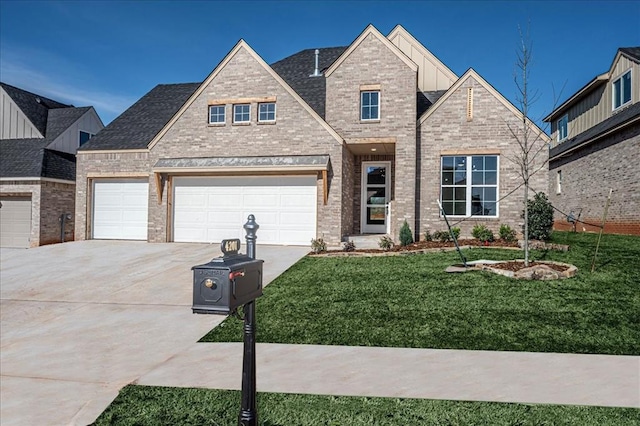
[499,224,517,242]
[432,230,451,242]
[451,227,461,240]
[378,235,394,251]
[310,237,326,253]
[399,220,414,246]
[523,192,554,241]
[423,230,433,241]
[342,240,356,252]
[472,224,494,243]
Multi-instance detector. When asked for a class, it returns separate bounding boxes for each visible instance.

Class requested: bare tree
[506,25,559,266]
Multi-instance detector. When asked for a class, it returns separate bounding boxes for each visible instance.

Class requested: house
[544,47,640,236]
[0,83,104,248]
[75,24,547,246]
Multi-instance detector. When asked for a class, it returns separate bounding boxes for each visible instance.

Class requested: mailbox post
[191,214,262,426]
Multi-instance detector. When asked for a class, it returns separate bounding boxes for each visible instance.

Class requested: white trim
[612,68,633,112]
[233,103,251,123]
[77,149,149,154]
[556,170,562,195]
[208,104,226,124]
[361,161,391,234]
[360,90,380,121]
[0,177,75,184]
[257,102,276,123]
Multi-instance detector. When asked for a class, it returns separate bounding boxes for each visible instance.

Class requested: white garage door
[173,176,317,245]
[0,197,32,248]
[93,180,149,240]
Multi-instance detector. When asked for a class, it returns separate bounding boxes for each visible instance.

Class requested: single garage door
[0,196,32,248]
[93,180,149,240]
[173,176,317,245]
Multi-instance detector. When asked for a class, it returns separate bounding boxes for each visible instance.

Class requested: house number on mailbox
[221,238,241,256]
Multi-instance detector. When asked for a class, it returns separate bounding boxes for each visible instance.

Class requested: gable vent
[466,87,473,121]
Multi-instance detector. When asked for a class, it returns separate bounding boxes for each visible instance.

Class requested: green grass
[92,385,640,425]
[201,232,640,355]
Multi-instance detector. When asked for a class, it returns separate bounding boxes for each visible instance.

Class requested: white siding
[0,87,43,139]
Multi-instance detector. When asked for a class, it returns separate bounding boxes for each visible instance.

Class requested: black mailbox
[192,239,263,315]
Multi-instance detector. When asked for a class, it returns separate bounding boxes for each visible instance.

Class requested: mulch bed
[487,261,571,273]
[312,239,520,256]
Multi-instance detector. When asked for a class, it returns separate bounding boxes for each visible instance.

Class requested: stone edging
[477,260,577,280]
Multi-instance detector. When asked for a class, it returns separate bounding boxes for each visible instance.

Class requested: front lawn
[92,385,640,426]
[202,232,640,355]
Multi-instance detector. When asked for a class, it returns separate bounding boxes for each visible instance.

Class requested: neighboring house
[75,24,547,246]
[544,47,640,236]
[0,83,104,248]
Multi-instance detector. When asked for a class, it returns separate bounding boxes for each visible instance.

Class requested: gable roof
[324,24,418,77]
[419,68,548,140]
[618,46,640,62]
[549,101,640,160]
[0,138,76,181]
[0,82,72,137]
[78,83,200,151]
[271,46,347,118]
[147,40,344,150]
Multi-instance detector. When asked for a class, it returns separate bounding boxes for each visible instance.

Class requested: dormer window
[612,70,631,110]
[557,114,568,142]
[79,131,94,146]
[361,91,380,121]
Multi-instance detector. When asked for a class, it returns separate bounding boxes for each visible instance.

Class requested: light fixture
[371,148,377,152]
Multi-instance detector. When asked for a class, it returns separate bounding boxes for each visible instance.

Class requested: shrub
[423,230,433,241]
[342,240,356,252]
[523,192,554,241]
[399,220,414,246]
[451,227,461,240]
[472,224,495,243]
[378,235,394,251]
[310,237,326,253]
[432,230,451,242]
[499,224,517,242]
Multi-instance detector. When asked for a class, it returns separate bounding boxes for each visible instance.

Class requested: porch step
[345,234,386,250]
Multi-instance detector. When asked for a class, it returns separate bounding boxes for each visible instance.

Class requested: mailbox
[192,239,263,315]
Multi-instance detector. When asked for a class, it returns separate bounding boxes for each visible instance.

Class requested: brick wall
[548,121,640,236]
[325,33,417,240]
[149,46,346,245]
[39,180,75,245]
[419,75,549,239]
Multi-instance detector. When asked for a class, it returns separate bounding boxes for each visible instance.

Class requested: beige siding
[47,109,104,154]
[0,87,43,139]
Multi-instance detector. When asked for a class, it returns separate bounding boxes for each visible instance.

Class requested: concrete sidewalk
[138,342,640,408]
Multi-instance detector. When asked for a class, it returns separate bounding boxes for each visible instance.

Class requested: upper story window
[361,91,380,121]
[612,70,632,110]
[79,131,94,146]
[258,102,276,123]
[233,104,250,123]
[441,155,498,217]
[208,105,225,124]
[557,114,568,142]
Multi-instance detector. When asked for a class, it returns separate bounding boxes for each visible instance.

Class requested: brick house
[0,83,104,248]
[544,47,640,236]
[75,25,547,246]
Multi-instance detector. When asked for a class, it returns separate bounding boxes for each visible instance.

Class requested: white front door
[361,162,390,234]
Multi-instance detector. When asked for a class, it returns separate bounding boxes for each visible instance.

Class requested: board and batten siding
[0,86,43,139]
[550,55,639,146]
[47,109,104,154]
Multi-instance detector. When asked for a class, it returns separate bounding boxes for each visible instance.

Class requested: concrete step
[345,234,386,250]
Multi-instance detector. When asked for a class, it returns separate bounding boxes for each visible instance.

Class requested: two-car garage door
[173,176,317,245]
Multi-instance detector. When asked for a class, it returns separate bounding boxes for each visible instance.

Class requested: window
[556,170,562,194]
[233,104,250,123]
[612,70,632,110]
[360,91,379,120]
[258,102,276,122]
[441,155,498,217]
[208,105,225,124]
[557,115,568,142]
[79,131,94,146]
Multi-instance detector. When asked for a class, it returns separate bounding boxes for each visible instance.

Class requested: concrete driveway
[0,240,308,426]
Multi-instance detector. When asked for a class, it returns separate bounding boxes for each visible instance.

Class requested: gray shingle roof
[620,47,640,61]
[79,83,200,151]
[0,82,72,136]
[46,107,93,140]
[0,138,76,181]
[417,90,447,117]
[550,102,640,160]
[270,47,347,118]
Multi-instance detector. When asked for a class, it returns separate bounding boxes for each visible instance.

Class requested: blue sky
[1,1,639,127]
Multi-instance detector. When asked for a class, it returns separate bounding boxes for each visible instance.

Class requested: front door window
[361,162,390,234]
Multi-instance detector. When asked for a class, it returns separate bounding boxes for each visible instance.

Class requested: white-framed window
[556,170,562,194]
[79,130,94,146]
[360,91,380,121]
[557,114,568,142]
[612,70,632,110]
[258,102,276,122]
[233,104,250,123]
[441,155,499,217]
[208,105,225,124]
